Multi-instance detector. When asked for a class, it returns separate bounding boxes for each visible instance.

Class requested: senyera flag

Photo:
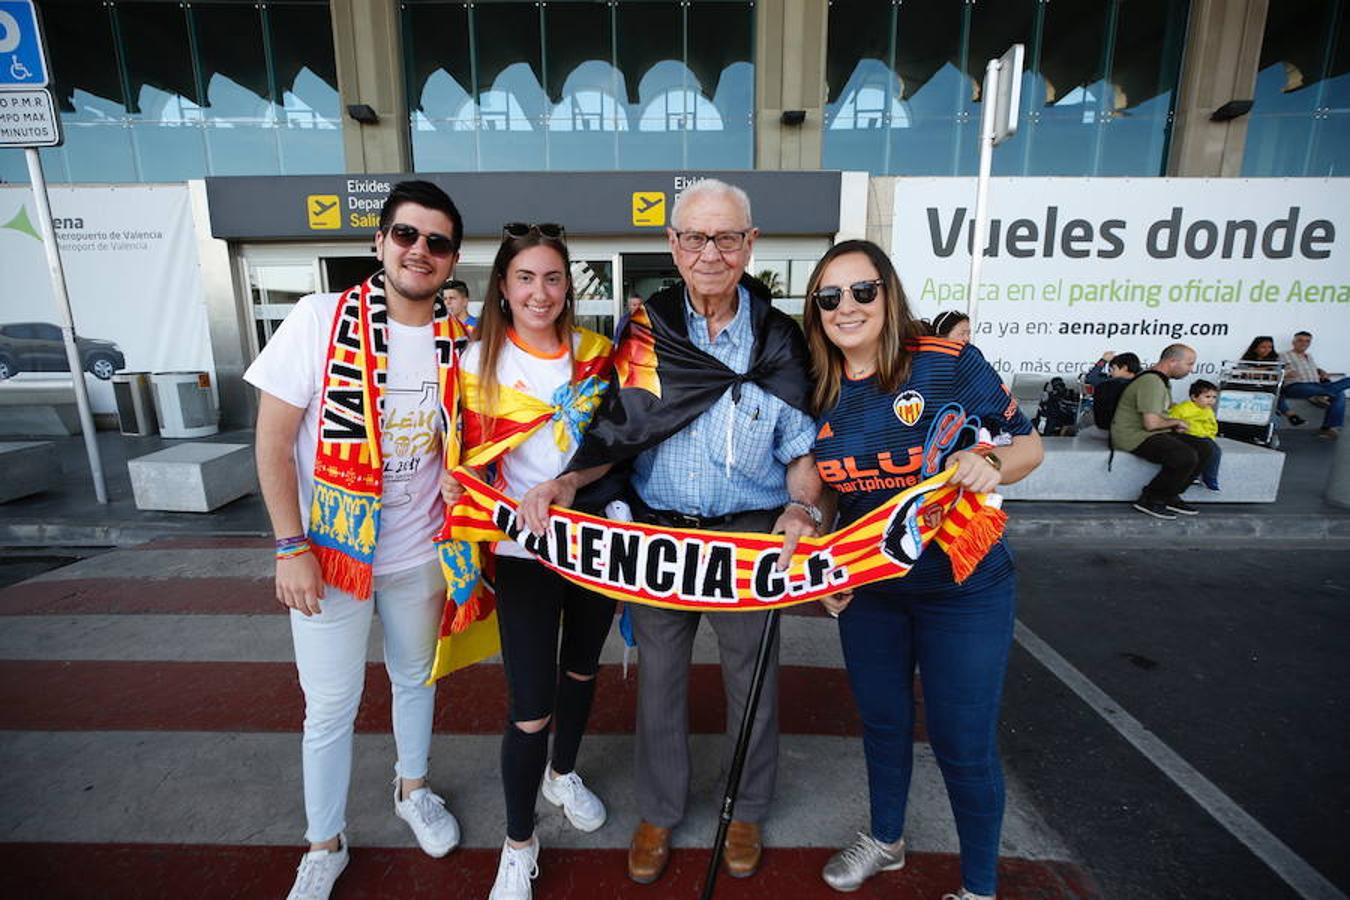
[427,468,1007,679]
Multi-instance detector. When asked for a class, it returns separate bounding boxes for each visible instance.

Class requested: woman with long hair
[1239,334,1302,424]
[445,223,616,900]
[802,240,1043,900]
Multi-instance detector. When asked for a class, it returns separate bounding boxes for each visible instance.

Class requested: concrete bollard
[1327,428,1350,509]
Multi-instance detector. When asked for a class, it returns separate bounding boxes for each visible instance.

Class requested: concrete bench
[128,443,257,512]
[0,441,58,502]
[0,380,79,436]
[1000,427,1284,503]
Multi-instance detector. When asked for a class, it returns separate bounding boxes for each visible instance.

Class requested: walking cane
[699,607,781,900]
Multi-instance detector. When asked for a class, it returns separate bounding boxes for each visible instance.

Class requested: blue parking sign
[0,1,49,88]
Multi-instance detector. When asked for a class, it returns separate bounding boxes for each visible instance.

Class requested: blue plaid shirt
[631,285,816,517]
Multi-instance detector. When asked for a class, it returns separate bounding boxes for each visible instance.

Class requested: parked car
[0,322,127,380]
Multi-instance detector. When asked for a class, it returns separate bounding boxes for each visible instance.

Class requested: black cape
[568,275,812,480]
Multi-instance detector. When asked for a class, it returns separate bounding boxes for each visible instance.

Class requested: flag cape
[567,276,811,472]
[443,468,1008,612]
[427,328,613,682]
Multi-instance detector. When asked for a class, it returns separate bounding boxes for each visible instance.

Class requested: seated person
[1280,331,1350,438]
[931,309,971,344]
[1110,344,1212,520]
[1087,352,1141,430]
[1084,351,1141,388]
[1168,379,1221,492]
[1239,335,1301,425]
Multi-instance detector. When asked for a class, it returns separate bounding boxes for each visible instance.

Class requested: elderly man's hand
[519,476,577,535]
[772,503,818,571]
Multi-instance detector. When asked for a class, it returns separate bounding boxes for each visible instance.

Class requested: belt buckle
[675,512,702,528]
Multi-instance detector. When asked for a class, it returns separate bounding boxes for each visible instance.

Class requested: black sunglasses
[503,222,566,241]
[812,279,884,311]
[385,223,456,257]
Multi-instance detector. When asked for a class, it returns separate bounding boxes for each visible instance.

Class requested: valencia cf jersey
[814,338,1033,593]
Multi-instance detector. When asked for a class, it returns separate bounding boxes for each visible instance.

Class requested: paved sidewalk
[0,541,1092,899]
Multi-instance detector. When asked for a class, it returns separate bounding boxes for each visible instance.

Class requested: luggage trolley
[1215,358,1285,447]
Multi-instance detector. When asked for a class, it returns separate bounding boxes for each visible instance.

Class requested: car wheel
[0,356,16,380]
[87,354,118,380]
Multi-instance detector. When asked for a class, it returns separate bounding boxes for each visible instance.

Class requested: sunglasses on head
[503,222,566,241]
[385,223,456,257]
[811,279,884,311]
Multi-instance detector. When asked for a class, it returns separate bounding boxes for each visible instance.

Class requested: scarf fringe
[450,591,482,634]
[945,504,1008,583]
[314,545,374,600]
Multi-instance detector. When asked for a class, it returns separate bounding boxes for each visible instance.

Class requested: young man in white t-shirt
[246,181,464,900]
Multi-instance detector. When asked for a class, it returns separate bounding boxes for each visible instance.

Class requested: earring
[500,298,509,314]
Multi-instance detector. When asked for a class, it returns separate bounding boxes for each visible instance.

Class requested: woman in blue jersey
[803,240,1043,900]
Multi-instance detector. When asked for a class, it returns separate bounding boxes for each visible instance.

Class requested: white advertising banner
[0,183,215,413]
[893,177,1350,384]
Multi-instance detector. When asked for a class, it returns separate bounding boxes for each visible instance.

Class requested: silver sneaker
[822,832,905,892]
[941,891,995,900]
[286,834,349,900]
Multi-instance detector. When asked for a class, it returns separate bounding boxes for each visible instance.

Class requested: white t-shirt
[460,333,579,560]
[243,292,444,575]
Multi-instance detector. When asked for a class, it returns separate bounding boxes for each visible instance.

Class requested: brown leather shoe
[723,820,762,878]
[627,820,671,884]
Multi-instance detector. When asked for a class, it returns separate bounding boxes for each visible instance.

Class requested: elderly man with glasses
[517,178,822,885]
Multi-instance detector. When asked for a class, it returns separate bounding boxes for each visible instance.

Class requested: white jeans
[290,557,443,843]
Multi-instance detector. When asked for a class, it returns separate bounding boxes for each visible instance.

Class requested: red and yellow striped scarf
[427,328,613,681]
[307,272,463,599]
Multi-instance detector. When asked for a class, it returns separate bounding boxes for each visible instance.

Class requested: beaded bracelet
[275,535,311,560]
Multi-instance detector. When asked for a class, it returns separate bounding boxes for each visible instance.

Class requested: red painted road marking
[0,843,1099,899]
[0,578,834,617]
[0,661,925,738]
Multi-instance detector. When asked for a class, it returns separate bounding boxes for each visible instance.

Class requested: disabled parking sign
[0,1,49,88]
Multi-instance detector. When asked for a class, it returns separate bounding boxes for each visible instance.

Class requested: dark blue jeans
[837,575,1016,897]
[1284,378,1350,430]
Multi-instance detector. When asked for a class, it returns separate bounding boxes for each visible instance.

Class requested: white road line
[1015,620,1347,900]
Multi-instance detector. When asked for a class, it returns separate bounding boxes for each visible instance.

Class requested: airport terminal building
[0,0,1345,426]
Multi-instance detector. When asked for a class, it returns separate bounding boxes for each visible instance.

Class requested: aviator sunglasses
[811,279,884,311]
[384,223,456,257]
[503,221,566,240]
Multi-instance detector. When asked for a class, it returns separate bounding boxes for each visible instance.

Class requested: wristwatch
[786,499,823,528]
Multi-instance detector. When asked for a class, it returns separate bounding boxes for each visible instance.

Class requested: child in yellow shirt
[1169,379,1220,491]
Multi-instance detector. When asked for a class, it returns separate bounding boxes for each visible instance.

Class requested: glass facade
[405,0,755,171]
[822,0,1189,177]
[1242,0,1349,176]
[0,0,343,184]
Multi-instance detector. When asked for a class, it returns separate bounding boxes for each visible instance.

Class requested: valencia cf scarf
[442,466,1007,610]
[306,271,461,599]
[427,328,613,682]
[567,276,811,472]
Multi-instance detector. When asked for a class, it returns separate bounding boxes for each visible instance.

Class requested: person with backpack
[1086,352,1141,431]
[1109,344,1213,520]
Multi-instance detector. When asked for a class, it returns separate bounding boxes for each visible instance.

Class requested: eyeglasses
[811,279,884,311]
[384,223,456,257]
[673,230,750,253]
[503,222,566,240]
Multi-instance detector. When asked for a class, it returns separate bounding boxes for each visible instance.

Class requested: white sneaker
[540,768,607,832]
[488,837,540,900]
[941,890,995,900]
[393,780,461,857]
[286,835,349,900]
